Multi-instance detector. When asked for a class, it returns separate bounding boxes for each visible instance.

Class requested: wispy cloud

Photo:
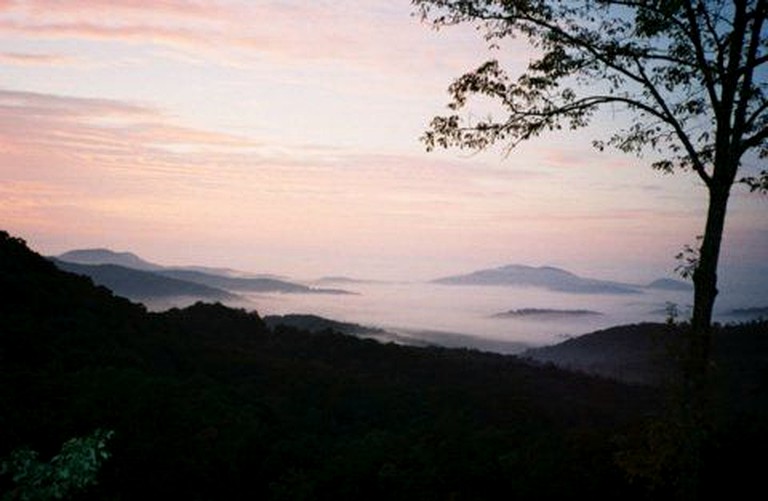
[0,0,499,73]
[0,88,261,159]
[0,18,220,51]
[0,51,76,65]
[4,2,759,280]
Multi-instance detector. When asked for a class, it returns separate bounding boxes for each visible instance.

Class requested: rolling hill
[433,264,642,294]
[57,248,164,271]
[433,264,693,296]
[51,259,238,301]
[54,248,355,300]
[522,320,768,389]
[155,268,354,294]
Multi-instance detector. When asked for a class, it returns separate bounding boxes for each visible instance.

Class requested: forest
[1,229,766,500]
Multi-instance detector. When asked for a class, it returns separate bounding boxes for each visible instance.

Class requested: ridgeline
[1,230,765,500]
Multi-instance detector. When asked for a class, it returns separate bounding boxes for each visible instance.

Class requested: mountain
[522,323,677,385]
[433,264,641,294]
[724,306,768,318]
[156,268,354,295]
[52,259,238,301]
[314,276,390,285]
[167,264,260,278]
[57,248,163,271]
[645,278,693,291]
[493,308,604,319]
[56,248,355,297]
[522,320,768,388]
[1,229,671,500]
[3,229,766,499]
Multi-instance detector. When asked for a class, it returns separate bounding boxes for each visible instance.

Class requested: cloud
[0,51,76,65]
[0,1,501,75]
[0,88,151,117]
[0,88,261,159]
[0,87,551,232]
[0,0,230,25]
[0,18,219,50]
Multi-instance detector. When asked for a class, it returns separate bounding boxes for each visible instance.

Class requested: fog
[141,276,764,354]
[238,282,702,352]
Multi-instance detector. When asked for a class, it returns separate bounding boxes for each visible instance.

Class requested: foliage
[741,168,768,192]
[1,430,113,501]
[414,0,767,177]
[674,236,702,280]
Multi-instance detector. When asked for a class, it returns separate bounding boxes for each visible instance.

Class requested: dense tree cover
[1,230,765,499]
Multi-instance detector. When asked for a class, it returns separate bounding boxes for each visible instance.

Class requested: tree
[415,1,767,497]
[414,0,767,386]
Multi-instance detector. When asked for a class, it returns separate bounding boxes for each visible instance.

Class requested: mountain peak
[646,278,692,291]
[433,263,639,295]
[493,263,573,274]
[57,248,162,271]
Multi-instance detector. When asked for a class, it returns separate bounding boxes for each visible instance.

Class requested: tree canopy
[415,0,767,189]
[415,0,767,367]
[415,2,768,495]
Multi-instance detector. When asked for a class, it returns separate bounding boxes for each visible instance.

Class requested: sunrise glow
[1,0,765,284]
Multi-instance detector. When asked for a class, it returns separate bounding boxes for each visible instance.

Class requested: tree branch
[681,0,722,113]
[733,0,767,147]
[744,98,768,133]
[632,56,713,186]
[742,124,768,151]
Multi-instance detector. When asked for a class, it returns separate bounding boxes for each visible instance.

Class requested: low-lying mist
[142,282,714,352]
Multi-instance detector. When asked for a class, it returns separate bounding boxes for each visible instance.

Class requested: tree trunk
[689,183,731,384]
[671,182,731,500]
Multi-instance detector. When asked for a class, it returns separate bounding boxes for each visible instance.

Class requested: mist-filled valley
[143,273,761,354]
[3,229,767,500]
[53,246,766,355]
[226,282,690,352]
[3,0,768,498]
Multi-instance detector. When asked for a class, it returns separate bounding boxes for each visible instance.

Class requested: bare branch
[733,0,767,146]
[680,0,722,112]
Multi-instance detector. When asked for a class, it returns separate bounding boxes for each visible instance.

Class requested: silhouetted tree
[415,1,767,496]
[415,0,766,393]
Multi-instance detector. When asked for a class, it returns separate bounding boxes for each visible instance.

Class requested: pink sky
[1,0,765,284]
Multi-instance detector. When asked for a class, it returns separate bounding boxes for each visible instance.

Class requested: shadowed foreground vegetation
[1,231,765,499]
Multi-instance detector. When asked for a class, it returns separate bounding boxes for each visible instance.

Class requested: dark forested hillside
[523,321,768,388]
[1,230,764,500]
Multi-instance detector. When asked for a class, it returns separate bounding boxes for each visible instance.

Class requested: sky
[1,0,766,285]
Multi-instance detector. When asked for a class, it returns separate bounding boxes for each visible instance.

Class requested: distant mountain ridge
[645,278,693,291]
[155,268,355,295]
[52,259,237,301]
[54,247,355,304]
[724,306,768,319]
[58,248,162,271]
[433,263,691,295]
[493,308,604,319]
[56,248,270,278]
[2,229,681,500]
[433,264,641,294]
